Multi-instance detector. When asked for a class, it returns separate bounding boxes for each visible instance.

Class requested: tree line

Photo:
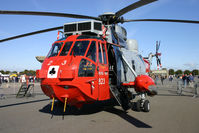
[1,69,198,76]
[168,69,199,75]
[0,70,36,76]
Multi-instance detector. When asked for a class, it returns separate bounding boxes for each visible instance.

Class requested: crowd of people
[181,73,194,88]
[177,73,198,98]
[151,73,198,98]
[0,74,38,85]
[151,74,166,85]
[151,73,196,86]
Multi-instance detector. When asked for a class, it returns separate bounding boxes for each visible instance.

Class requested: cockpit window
[47,42,63,58]
[98,43,103,63]
[77,35,103,41]
[70,41,90,56]
[102,44,107,64]
[86,41,96,62]
[60,41,73,56]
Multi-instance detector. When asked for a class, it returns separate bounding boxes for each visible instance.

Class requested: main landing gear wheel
[143,100,150,112]
[135,100,141,112]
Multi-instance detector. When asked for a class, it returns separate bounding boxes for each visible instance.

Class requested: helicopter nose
[148,85,158,96]
[59,70,75,80]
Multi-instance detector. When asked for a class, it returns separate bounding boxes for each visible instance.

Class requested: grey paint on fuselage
[120,48,146,82]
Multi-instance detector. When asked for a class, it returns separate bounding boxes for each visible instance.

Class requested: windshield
[70,41,90,56]
[86,41,96,62]
[60,41,73,56]
[47,42,63,58]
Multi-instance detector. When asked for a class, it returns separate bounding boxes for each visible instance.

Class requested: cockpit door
[97,42,110,100]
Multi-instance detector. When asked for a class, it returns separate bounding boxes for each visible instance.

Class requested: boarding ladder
[16,83,34,98]
[109,52,138,107]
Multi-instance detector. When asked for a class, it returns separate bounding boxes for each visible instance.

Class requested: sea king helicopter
[1,0,199,112]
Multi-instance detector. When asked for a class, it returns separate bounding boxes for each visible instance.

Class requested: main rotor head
[99,12,124,24]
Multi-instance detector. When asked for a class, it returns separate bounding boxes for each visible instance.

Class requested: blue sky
[0,0,199,71]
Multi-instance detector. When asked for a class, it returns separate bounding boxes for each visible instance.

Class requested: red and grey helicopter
[1,0,199,112]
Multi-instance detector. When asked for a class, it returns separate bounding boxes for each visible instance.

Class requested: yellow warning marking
[51,97,55,111]
[63,98,67,112]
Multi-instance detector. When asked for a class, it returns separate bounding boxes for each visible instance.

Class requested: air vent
[64,24,77,32]
[63,20,102,35]
[94,22,102,30]
[78,22,91,31]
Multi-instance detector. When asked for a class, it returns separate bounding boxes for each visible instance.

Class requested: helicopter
[0,0,199,112]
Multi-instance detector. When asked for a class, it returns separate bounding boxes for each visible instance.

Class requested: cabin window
[98,43,103,64]
[78,59,96,77]
[47,42,63,58]
[102,44,107,64]
[86,41,96,62]
[70,41,89,56]
[60,41,73,56]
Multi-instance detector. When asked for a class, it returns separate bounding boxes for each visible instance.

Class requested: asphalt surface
[0,79,199,133]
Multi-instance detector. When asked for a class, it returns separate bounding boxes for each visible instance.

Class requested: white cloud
[183,62,199,70]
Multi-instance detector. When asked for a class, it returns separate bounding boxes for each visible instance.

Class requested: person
[0,76,2,86]
[0,75,6,99]
[160,75,165,85]
[151,75,157,85]
[169,75,173,82]
[15,76,19,83]
[182,74,187,88]
[177,76,183,95]
[21,74,26,85]
[188,73,194,87]
[155,75,158,85]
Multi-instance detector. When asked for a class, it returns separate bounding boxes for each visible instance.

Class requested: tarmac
[0,79,199,133]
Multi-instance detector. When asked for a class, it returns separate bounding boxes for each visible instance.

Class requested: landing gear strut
[119,88,132,111]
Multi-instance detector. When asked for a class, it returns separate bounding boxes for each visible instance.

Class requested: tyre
[136,100,141,112]
[143,100,150,112]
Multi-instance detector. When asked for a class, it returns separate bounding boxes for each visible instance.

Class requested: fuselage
[37,35,111,108]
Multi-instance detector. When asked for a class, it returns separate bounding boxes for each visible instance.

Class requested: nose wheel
[133,93,150,112]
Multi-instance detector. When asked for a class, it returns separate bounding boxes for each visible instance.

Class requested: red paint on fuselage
[134,75,155,92]
[37,35,111,108]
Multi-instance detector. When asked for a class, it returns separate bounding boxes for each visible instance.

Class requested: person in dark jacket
[161,75,165,85]
[182,74,187,88]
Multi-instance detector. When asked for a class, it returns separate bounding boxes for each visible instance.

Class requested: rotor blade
[124,19,199,24]
[158,41,161,52]
[0,10,100,20]
[156,41,160,52]
[115,0,157,18]
[156,41,159,52]
[0,26,63,43]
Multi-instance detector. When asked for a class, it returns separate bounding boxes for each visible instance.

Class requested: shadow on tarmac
[0,98,50,108]
[39,100,152,128]
[105,107,152,128]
